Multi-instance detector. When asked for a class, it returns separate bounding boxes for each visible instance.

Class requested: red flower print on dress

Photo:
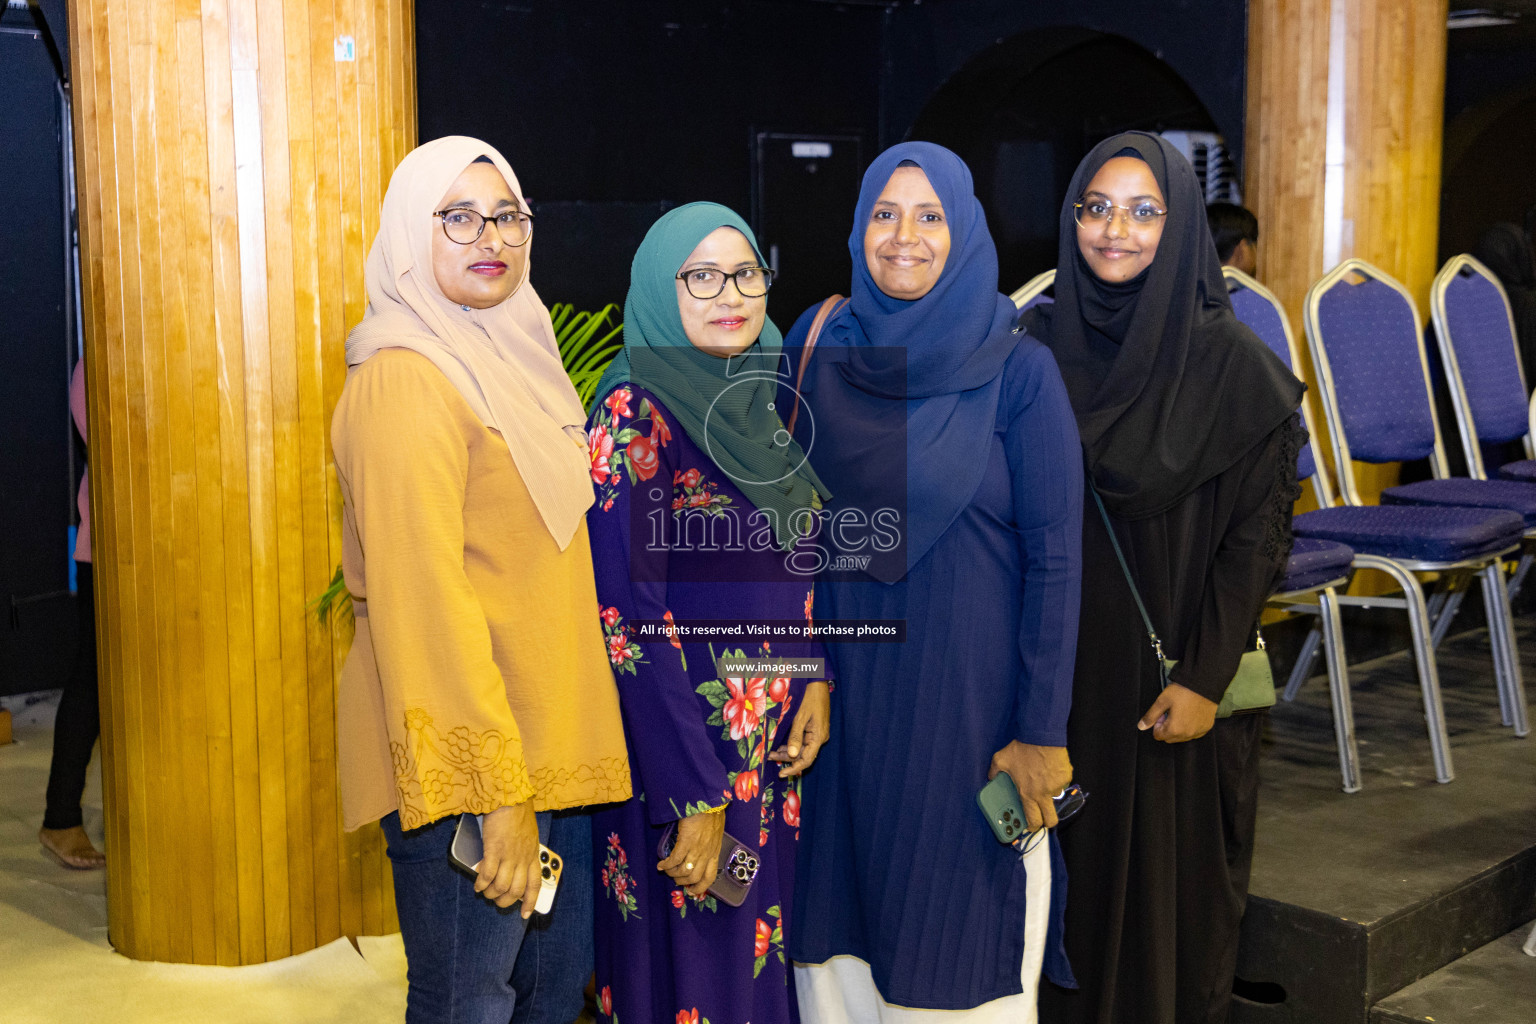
[608,634,634,665]
[602,833,640,920]
[600,608,645,675]
[599,986,613,1017]
[675,1010,700,1024]
[768,676,789,703]
[604,387,634,421]
[734,768,759,802]
[663,610,681,650]
[679,467,702,489]
[804,589,815,629]
[755,917,772,957]
[723,676,767,740]
[627,435,659,481]
[602,497,614,511]
[783,788,801,827]
[650,410,672,446]
[588,424,614,484]
[671,889,685,909]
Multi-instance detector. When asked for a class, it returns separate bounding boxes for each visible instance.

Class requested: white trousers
[794,836,1051,1024]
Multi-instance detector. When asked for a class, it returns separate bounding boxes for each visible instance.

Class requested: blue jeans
[381,809,594,1024]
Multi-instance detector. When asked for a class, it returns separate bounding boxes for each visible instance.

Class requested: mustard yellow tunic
[332,348,631,831]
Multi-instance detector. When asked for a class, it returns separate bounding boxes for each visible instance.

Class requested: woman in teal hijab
[585,204,833,1024]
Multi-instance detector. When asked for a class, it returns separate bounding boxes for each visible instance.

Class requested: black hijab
[1020,131,1303,519]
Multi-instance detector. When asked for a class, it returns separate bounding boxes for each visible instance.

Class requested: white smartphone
[447,813,560,915]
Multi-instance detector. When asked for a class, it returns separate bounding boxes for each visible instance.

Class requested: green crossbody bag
[1092,489,1276,718]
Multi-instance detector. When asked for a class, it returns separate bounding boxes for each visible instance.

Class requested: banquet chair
[1299,259,1529,767]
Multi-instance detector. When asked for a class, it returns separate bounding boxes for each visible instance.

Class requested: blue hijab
[809,142,1020,582]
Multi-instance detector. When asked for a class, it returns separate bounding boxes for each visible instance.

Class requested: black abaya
[1038,415,1301,1024]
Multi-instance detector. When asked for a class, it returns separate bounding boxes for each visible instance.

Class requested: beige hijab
[346,136,593,549]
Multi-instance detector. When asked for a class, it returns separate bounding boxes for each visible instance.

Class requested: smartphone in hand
[448,813,561,914]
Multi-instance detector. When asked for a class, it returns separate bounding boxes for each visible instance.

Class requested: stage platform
[1232,617,1536,1023]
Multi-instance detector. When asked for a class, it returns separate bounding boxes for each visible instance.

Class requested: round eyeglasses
[1073,197,1168,229]
[676,266,774,300]
[433,207,533,246]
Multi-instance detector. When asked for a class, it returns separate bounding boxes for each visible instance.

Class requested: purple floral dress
[586,383,827,1024]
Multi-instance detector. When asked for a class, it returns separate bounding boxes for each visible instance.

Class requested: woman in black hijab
[1022,132,1304,1024]
[1472,221,1536,382]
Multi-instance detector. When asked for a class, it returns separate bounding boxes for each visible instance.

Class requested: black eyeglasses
[433,207,533,246]
[1016,782,1089,856]
[676,265,774,300]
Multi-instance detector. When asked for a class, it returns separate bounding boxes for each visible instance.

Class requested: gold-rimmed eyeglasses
[1073,197,1168,229]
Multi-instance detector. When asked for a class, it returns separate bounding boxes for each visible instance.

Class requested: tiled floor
[0,691,408,1024]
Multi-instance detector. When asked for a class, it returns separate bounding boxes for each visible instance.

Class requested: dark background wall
[1440,17,1536,260]
[0,0,76,697]
[415,0,1245,315]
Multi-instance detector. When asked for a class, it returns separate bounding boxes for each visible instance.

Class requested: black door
[751,132,865,341]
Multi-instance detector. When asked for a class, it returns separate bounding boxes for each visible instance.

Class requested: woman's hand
[476,801,543,917]
[989,742,1073,832]
[657,809,726,896]
[1139,682,1218,743]
[770,681,831,777]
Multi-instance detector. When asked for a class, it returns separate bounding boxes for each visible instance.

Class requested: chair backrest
[1010,269,1055,312]
[1223,267,1336,506]
[1304,258,1450,505]
[1430,254,1532,476]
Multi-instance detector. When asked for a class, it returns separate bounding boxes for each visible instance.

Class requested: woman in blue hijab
[784,143,1083,1020]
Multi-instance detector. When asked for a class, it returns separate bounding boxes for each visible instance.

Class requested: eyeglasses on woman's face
[1073,196,1168,229]
[675,265,774,300]
[433,206,534,246]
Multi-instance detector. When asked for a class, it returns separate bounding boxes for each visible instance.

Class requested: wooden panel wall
[1246,0,1448,511]
[66,0,415,964]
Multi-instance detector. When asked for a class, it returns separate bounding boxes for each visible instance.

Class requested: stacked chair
[1297,259,1531,778]
[1429,254,1536,604]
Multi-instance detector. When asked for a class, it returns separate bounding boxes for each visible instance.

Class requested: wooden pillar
[65,0,414,964]
[1246,0,1449,507]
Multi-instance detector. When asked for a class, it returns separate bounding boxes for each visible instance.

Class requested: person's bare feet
[39,825,106,870]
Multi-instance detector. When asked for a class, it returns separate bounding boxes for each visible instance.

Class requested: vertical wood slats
[66,0,414,965]
[1245,0,1448,516]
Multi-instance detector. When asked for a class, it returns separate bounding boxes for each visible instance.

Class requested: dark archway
[1440,85,1536,262]
[907,27,1220,291]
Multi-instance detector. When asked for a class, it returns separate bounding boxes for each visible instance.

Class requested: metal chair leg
[1283,624,1324,702]
[1356,555,1454,783]
[1508,552,1534,605]
[1319,587,1361,793]
[1480,564,1517,728]
[1480,563,1530,737]
[1430,584,1469,649]
[1525,920,1536,957]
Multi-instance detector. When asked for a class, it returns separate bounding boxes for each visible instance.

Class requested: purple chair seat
[1280,537,1355,593]
[1381,478,1536,528]
[1293,505,1524,563]
[1497,460,1536,483]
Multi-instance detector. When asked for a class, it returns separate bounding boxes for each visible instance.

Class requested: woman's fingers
[489,859,522,907]
[515,864,543,918]
[1138,692,1172,733]
[474,851,499,895]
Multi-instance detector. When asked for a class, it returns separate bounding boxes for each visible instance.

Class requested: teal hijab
[594,203,829,550]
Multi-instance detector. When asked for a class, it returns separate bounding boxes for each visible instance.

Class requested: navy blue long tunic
[784,308,1084,1010]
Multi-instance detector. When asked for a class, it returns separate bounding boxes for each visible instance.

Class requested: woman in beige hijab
[332,136,630,1024]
